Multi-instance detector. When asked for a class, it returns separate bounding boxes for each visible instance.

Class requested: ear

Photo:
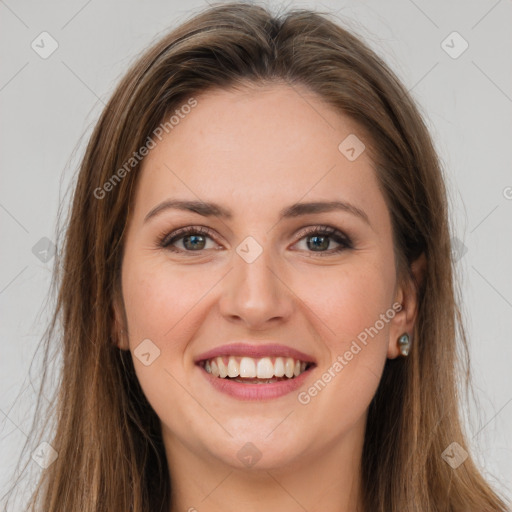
[112,287,130,351]
[387,252,426,359]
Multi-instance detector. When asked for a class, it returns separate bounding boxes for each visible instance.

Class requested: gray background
[1,0,511,507]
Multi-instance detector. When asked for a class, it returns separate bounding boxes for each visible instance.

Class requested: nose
[218,242,294,329]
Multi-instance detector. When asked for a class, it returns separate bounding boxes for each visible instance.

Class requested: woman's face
[117,83,417,472]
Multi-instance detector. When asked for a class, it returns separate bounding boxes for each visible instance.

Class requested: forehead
[133,83,386,225]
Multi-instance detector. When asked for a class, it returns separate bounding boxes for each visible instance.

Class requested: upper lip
[194,343,317,364]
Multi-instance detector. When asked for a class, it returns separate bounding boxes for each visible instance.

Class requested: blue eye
[294,225,352,255]
[159,226,218,252]
[158,225,352,256]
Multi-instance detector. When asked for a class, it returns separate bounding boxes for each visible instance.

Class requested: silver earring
[398,333,410,356]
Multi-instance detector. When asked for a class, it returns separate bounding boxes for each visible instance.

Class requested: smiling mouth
[198,355,315,383]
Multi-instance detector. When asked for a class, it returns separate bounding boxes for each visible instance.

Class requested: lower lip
[197,365,315,401]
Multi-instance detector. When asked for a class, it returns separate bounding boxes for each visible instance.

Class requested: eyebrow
[144,199,371,226]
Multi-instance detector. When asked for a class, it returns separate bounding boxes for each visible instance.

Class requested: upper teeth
[203,356,308,379]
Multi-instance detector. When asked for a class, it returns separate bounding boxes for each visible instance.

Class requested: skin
[115,82,423,512]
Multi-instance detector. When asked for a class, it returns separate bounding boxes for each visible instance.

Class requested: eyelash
[157,225,353,257]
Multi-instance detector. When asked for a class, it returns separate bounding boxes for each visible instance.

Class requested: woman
[4,2,510,511]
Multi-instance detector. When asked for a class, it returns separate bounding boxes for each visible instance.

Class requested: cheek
[120,255,207,415]
[309,258,395,344]
[300,255,395,405]
[122,256,210,342]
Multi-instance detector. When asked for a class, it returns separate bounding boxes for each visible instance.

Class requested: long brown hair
[3,2,509,511]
